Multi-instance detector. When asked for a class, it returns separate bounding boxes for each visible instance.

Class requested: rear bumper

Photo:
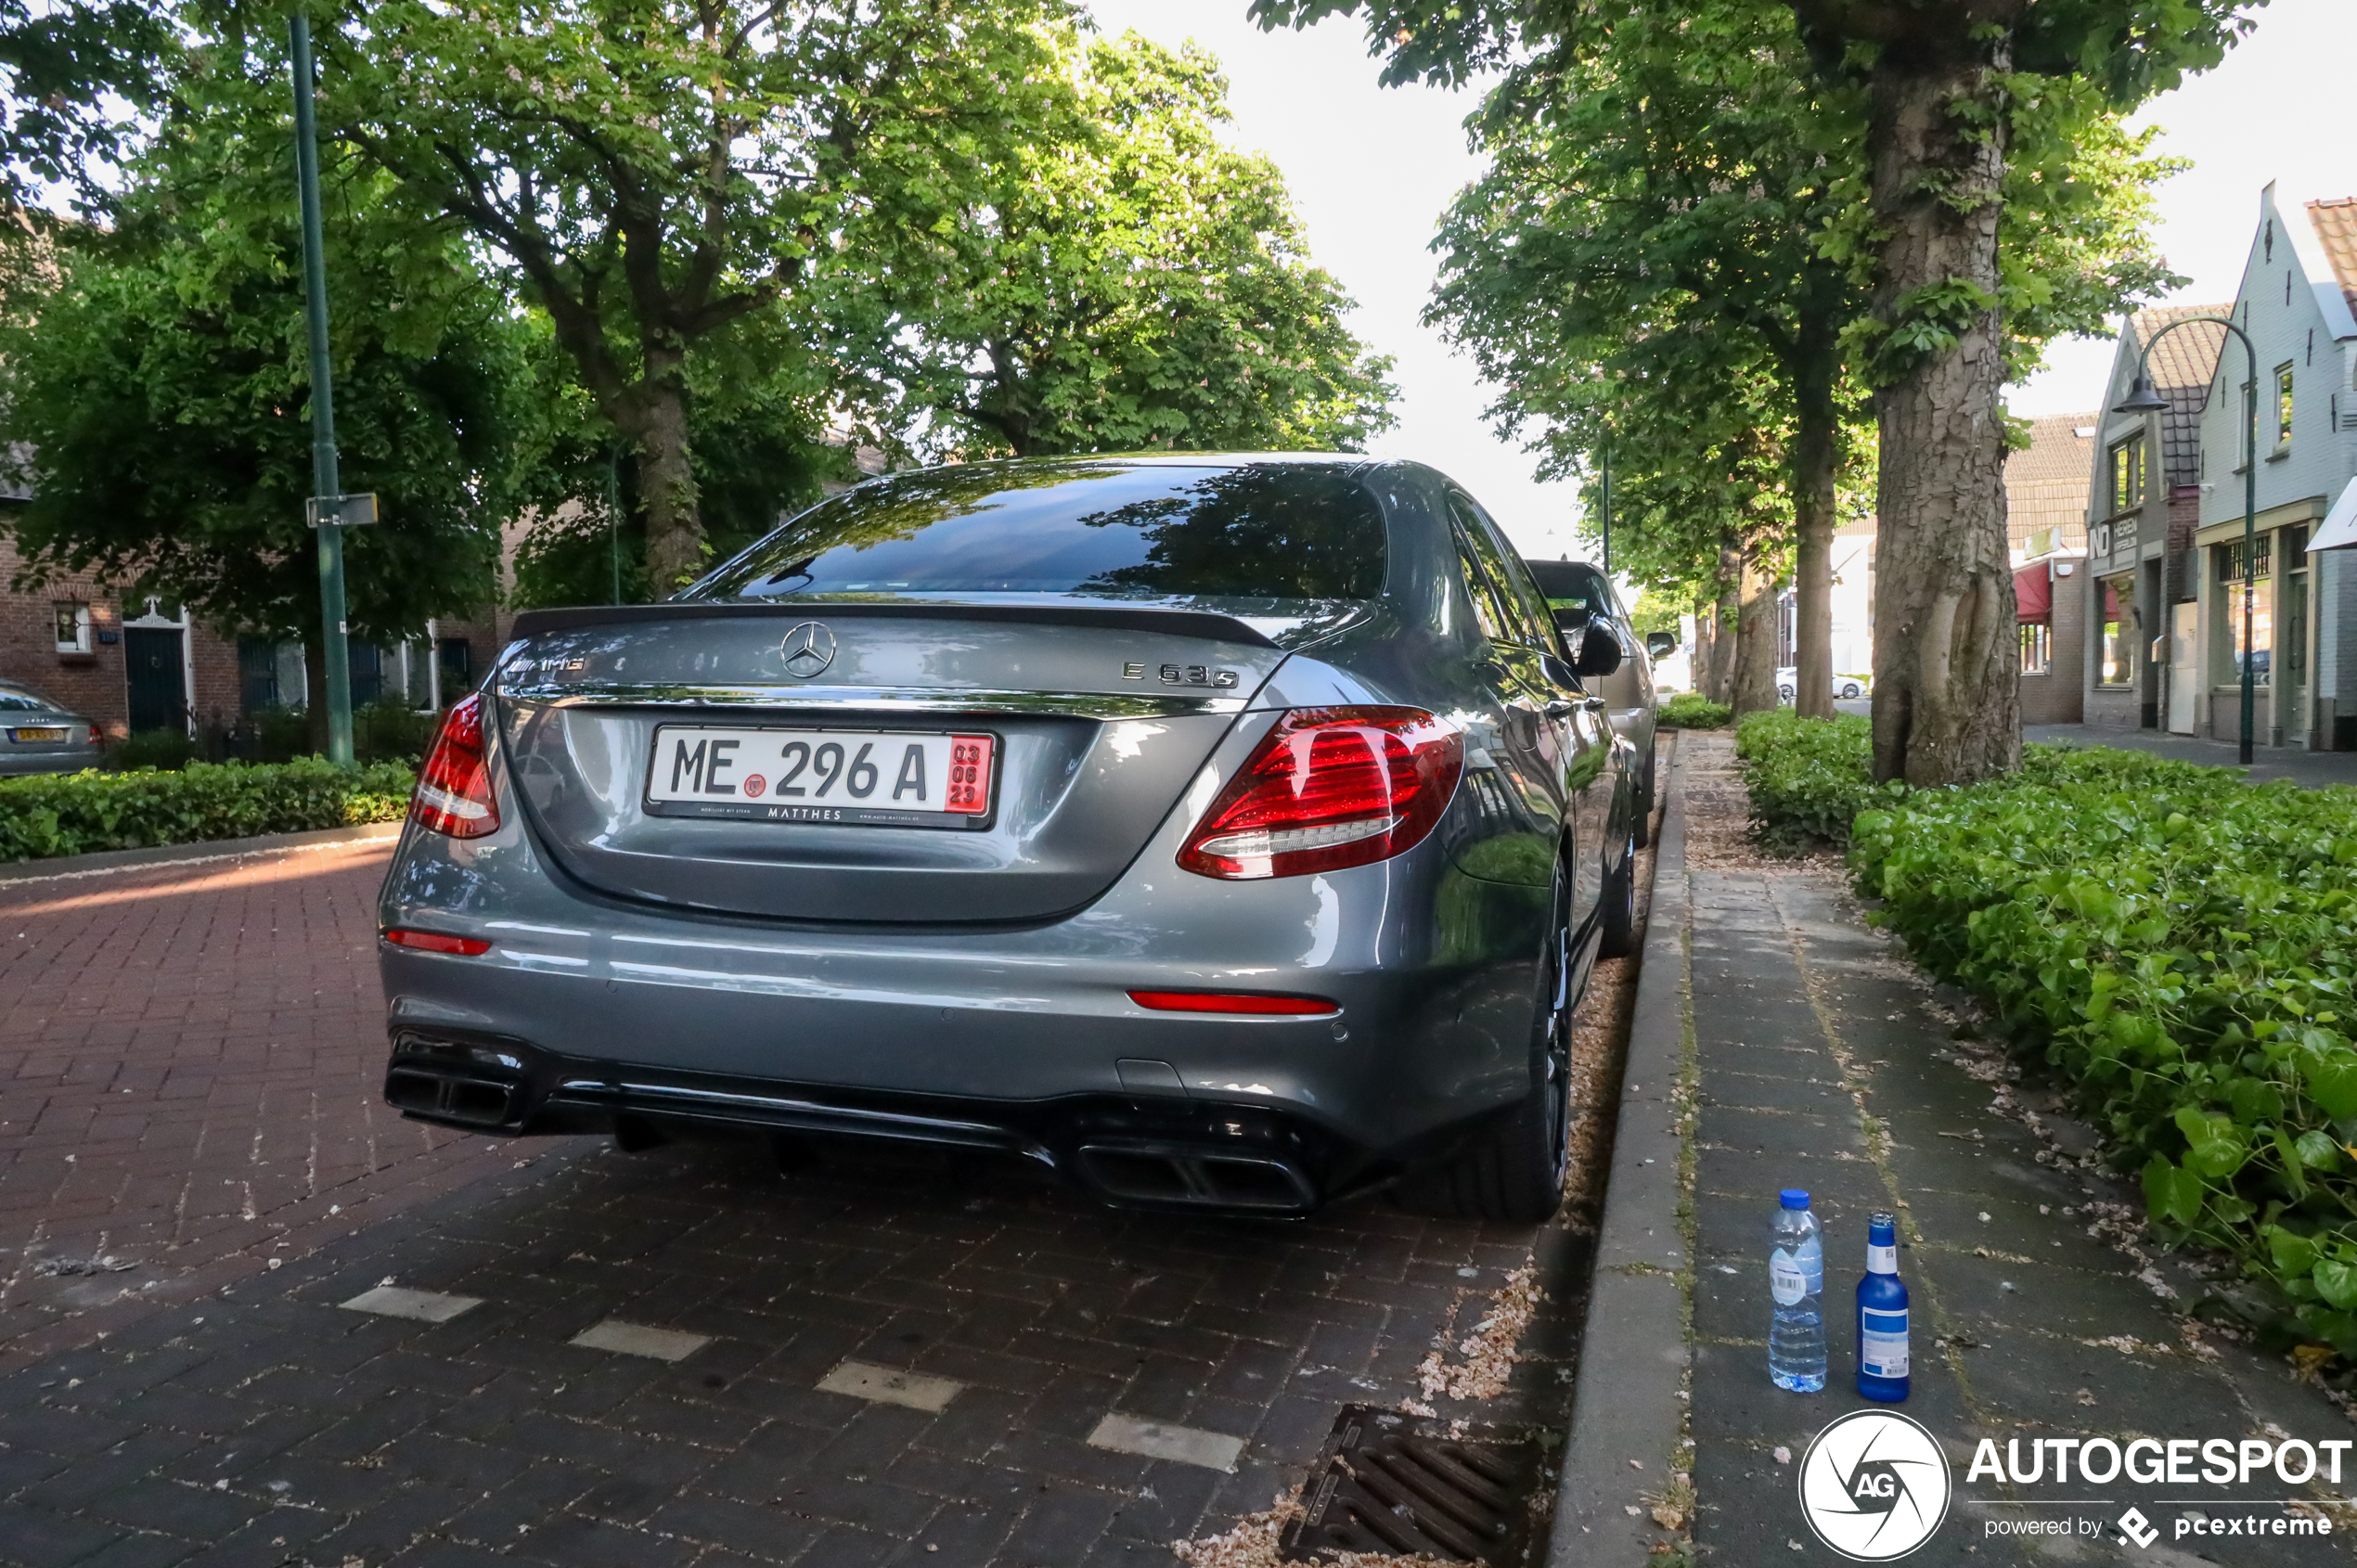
[383,1027,1365,1214]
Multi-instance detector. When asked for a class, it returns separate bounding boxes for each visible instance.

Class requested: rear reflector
[1178,706,1463,880]
[382,928,492,957]
[1127,990,1338,1016]
[412,692,500,839]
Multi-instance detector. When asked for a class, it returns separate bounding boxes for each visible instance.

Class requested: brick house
[0,517,504,740]
[2006,412,2093,724]
[2080,303,2230,734]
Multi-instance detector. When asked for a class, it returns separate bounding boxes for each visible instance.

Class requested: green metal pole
[290,9,353,766]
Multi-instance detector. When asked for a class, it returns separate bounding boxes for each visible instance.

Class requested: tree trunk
[1863,45,2021,786]
[1732,537,1779,714]
[1791,374,1839,722]
[612,354,701,596]
[1703,538,1741,704]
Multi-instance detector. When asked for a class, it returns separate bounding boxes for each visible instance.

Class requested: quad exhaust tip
[1073,1142,1316,1212]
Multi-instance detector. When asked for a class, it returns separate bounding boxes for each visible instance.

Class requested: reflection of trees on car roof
[1070,469,1383,600]
[694,462,1384,601]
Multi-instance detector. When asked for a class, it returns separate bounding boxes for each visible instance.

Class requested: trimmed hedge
[1657,692,1733,730]
[1733,709,1892,849]
[1850,748,2357,1356]
[0,758,417,862]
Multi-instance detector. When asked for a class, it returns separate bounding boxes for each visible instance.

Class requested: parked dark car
[0,678,103,777]
[1524,559,1662,841]
[377,455,1638,1220]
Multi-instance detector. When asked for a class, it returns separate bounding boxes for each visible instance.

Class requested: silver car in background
[377,455,1637,1220]
[0,678,103,776]
[1525,560,1664,842]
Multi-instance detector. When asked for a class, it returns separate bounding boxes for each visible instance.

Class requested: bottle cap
[1779,1189,1810,1211]
[1869,1212,1897,1245]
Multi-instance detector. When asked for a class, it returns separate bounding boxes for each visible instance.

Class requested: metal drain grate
[1281,1405,1539,1564]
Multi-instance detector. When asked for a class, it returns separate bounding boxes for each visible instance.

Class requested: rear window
[0,687,45,713]
[689,462,1387,603]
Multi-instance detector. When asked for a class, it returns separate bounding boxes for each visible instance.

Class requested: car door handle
[1543,699,1577,718]
[1580,697,1607,713]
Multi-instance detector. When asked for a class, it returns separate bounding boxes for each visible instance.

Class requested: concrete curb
[0,819,405,886]
[1549,739,1694,1564]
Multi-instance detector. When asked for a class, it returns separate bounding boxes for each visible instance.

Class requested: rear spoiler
[509,599,1285,649]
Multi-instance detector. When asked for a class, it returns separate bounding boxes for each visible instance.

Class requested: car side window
[1449,492,1555,653]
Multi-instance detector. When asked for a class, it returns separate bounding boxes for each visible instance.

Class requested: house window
[2108,433,2145,516]
[2097,575,2136,688]
[437,637,473,698]
[2017,623,2051,675]
[2276,364,2296,451]
[52,602,92,654]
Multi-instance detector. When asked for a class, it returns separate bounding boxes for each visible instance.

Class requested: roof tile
[2309,199,2357,317]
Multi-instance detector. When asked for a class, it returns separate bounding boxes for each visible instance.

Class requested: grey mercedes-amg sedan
[377,455,1638,1220]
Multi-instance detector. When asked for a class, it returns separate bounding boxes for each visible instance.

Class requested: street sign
[306,492,378,529]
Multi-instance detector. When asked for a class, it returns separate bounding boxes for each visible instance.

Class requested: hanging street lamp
[2113,315,2260,765]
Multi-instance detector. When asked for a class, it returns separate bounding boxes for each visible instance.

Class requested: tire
[1841,682,1861,699]
[1778,686,1795,704]
[1393,881,1574,1224]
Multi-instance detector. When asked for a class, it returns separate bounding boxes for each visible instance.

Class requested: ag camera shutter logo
[1798,1409,1952,1560]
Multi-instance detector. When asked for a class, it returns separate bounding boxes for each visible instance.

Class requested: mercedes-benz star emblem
[781,622,836,678]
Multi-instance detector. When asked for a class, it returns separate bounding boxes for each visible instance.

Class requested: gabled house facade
[2081,304,2229,733]
[2180,186,2357,749]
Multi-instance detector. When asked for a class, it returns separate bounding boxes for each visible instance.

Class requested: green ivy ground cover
[1843,746,2357,1356]
[1734,708,1892,848]
[1657,692,1733,730]
[0,758,416,862]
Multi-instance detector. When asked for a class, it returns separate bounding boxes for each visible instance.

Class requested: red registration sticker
[946,735,994,815]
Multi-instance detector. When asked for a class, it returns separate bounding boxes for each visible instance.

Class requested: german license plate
[8,727,67,742]
[646,726,996,827]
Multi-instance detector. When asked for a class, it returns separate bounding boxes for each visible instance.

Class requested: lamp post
[2113,315,2260,765]
[290,7,354,766]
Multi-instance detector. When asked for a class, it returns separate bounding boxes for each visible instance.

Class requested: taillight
[1128,990,1338,1015]
[1178,706,1463,880]
[382,928,492,956]
[412,693,500,840]
[84,725,102,746]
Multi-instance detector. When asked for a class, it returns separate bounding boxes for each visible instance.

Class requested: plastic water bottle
[1769,1189,1826,1392]
[1856,1210,1911,1401]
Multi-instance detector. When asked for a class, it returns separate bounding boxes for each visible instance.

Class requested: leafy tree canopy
[0,51,556,646]
[851,30,1397,461]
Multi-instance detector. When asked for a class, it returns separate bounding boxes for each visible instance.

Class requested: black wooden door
[124,626,187,733]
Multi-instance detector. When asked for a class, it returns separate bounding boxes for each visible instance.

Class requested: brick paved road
[0,841,574,1369]
[0,840,1629,1568]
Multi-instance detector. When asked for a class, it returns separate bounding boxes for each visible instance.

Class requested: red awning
[2015,562,2051,624]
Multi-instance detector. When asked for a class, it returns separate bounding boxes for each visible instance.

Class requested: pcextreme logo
[1797,1410,1953,1561]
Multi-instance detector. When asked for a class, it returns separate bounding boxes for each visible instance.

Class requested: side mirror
[1644,630,1678,660]
[1574,621,1625,679]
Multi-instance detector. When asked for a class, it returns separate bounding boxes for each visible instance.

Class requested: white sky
[1084,0,2355,559]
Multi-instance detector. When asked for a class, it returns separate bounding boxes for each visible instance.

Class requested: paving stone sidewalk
[1673,732,2355,1565]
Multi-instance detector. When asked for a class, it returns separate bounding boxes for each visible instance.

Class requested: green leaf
[2307,1052,2357,1119]
[2315,1260,2357,1312]
[2294,1129,2343,1171]
[2266,1227,2320,1278]
[2142,1156,2203,1228]
[2172,1106,2248,1178]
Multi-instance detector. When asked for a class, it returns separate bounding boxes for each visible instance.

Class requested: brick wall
[0,535,244,737]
